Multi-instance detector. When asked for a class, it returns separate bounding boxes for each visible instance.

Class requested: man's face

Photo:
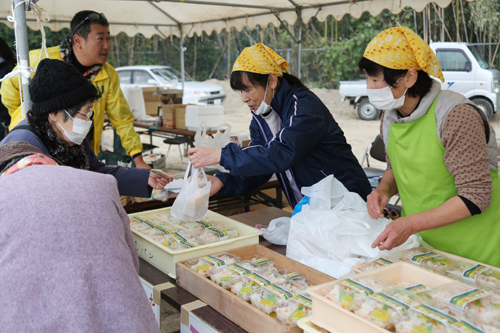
[76,23,111,66]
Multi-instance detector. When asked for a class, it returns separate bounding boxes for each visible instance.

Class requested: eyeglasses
[71,13,108,37]
[77,108,94,121]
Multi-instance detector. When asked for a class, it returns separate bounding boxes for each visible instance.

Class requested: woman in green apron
[358,27,500,268]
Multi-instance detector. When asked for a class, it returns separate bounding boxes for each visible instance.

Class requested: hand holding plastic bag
[171,162,211,221]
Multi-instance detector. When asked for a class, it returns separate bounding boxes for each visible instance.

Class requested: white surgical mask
[367,74,408,110]
[57,110,93,145]
[254,76,274,116]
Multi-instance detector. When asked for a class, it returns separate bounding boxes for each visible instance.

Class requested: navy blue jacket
[216,78,371,207]
[1,119,152,197]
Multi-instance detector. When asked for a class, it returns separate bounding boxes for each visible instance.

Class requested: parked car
[339,42,500,120]
[116,65,226,105]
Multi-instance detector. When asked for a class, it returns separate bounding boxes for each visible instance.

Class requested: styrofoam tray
[129,207,262,278]
[306,261,458,333]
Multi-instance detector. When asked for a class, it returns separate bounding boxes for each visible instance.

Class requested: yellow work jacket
[1,46,143,157]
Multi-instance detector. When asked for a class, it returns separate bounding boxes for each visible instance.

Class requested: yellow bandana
[364,27,445,83]
[232,43,289,77]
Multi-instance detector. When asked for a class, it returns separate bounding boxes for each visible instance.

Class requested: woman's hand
[371,217,416,251]
[148,170,173,190]
[367,188,391,219]
[188,147,222,168]
[206,175,223,196]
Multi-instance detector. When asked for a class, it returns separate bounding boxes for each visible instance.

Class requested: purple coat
[0,165,160,332]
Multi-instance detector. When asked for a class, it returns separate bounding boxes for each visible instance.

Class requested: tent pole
[14,0,32,116]
[179,24,185,95]
[297,25,302,79]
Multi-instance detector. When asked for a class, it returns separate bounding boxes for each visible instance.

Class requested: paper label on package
[452,320,486,333]
[411,252,438,265]
[292,294,312,308]
[340,278,375,297]
[374,257,394,266]
[202,255,226,267]
[404,284,431,295]
[449,289,490,309]
[370,292,410,317]
[265,284,293,301]
[227,263,251,276]
[207,227,229,241]
[195,220,213,228]
[462,264,490,282]
[253,258,271,265]
[413,304,458,326]
[244,272,272,287]
[171,232,198,248]
[283,272,303,280]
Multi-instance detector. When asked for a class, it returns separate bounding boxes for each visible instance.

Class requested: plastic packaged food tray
[306,262,460,333]
[129,207,262,278]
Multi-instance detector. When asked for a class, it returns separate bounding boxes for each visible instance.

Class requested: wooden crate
[176,244,336,333]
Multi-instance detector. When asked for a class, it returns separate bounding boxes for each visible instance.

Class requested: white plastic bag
[194,122,232,148]
[170,162,212,221]
[286,175,419,278]
[261,217,290,246]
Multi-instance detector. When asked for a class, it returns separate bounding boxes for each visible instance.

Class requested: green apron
[387,95,500,268]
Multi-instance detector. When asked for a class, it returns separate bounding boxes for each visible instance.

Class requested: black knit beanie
[29,59,99,116]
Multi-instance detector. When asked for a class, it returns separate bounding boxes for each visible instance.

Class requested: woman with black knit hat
[0,58,171,197]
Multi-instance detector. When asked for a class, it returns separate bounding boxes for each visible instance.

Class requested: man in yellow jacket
[1,10,150,169]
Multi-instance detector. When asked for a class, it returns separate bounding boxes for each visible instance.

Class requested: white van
[339,42,500,119]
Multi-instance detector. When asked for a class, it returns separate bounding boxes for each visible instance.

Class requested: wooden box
[176,244,336,333]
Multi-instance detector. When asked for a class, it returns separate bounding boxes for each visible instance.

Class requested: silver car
[116,65,226,105]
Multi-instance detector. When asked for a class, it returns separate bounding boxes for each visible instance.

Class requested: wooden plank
[191,306,248,333]
[176,244,336,333]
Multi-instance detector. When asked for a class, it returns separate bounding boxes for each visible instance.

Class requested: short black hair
[71,10,109,40]
[358,57,433,98]
[230,71,307,92]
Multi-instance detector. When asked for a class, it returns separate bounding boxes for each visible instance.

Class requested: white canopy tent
[1,0,464,110]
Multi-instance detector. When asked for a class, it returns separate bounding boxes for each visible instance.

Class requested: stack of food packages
[323,247,500,332]
[187,253,315,325]
[129,211,239,250]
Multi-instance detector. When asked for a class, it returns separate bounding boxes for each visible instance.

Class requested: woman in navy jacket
[189,43,370,208]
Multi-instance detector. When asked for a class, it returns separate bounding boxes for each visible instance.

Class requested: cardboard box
[129,208,262,278]
[161,106,175,128]
[176,244,336,333]
[157,89,183,105]
[161,104,187,129]
[142,87,162,115]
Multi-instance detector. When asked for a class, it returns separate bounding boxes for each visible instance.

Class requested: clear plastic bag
[171,162,211,222]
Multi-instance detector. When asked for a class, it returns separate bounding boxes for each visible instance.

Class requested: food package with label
[354,288,421,331]
[323,276,392,311]
[210,261,261,290]
[187,253,240,277]
[275,293,313,325]
[353,256,399,273]
[250,284,294,315]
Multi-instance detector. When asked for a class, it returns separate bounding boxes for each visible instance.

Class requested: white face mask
[367,74,408,110]
[57,110,93,145]
[254,76,274,116]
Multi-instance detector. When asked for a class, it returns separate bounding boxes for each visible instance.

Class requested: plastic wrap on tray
[458,311,500,333]
[279,270,307,285]
[195,226,238,244]
[395,305,454,333]
[323,276,392,311]
[399,247,438,266]
[231,270,283,301]
[275,293,313,325]
[444,261,493,285]
[279,278,315,296]
[177,222,205,238]
[419,282,500,320]
[250,284,294,315]
[420,254,457,273]
[187,253,240,277]
[247,256,277,271]
[210,261,261,290]
[354,288,421,331]
[354,256,399,273]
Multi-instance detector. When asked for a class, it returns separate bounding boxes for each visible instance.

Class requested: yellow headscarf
[232,43,289,77]
[364,27,445,83]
